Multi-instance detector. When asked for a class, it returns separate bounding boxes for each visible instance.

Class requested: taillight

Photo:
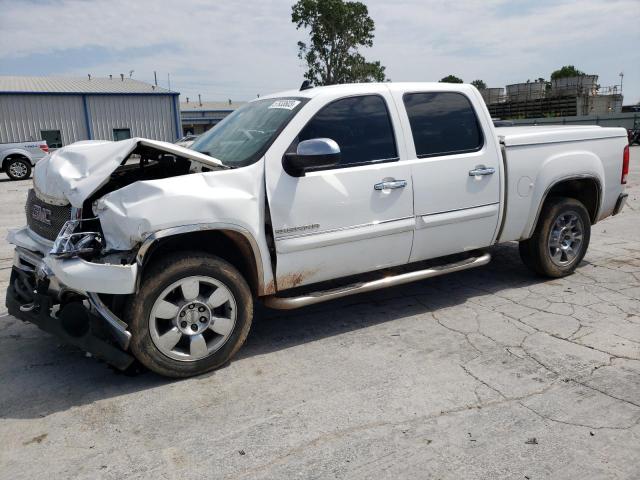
[622,144,629,184]
[39,144,49,153]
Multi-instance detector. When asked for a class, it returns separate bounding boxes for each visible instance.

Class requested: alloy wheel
[548,211,584,266]
[9,161,28,179]
[149,276,237,362]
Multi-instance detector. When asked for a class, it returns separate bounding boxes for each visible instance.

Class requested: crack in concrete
[231,383,566,480]
[459,364,507,399]
[518,401,640,431]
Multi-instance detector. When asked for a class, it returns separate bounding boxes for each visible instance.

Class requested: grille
[25,189,72,241]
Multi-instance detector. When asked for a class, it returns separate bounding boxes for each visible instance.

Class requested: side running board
[264,252,491,310]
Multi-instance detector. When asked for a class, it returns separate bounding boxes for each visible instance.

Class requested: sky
[0,0,638,104]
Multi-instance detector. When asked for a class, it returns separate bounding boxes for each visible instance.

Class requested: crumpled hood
[33,137,223,208]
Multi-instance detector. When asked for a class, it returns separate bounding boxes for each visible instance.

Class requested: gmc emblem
[31,205,52,225]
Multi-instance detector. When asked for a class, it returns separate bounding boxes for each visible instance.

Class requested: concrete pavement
[1,148,639,479]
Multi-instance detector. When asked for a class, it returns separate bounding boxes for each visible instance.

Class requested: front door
[391,89,502,261]
[265,90,415,289]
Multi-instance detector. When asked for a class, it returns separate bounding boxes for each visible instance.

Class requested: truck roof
[259,82,478,100]
[258,83,628,148]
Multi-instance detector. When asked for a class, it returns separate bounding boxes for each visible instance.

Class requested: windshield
[191,97,307,167]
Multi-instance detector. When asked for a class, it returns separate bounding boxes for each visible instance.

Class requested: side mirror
[282,138,341,177]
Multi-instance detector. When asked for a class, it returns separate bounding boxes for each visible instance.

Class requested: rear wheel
[5,157,31,180]
[127,252,253,378]
[519,197,591,277]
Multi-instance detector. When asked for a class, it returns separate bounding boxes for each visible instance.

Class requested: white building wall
[0,94,88,144]
[87,95,177,141]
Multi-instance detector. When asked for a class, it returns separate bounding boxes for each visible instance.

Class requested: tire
[5,157,32,180]
[519,197,591,278]
[127,252,253,378]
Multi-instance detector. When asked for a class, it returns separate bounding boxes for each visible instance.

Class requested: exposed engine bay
[86,145,217,205]
[27,141,225,266]
[32,137,224,209]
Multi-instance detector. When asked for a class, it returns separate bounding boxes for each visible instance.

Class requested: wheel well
[139,230,261,296]
[545,177,600,224]
[2,154,30,170]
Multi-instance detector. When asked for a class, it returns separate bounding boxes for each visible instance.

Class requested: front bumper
[5,242,135,370]
[6,279,134,370]
[8,227,138,295]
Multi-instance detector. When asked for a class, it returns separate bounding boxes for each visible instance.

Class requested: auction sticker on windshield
[268,100,301,110]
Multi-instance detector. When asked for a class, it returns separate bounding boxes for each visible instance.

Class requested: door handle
[469,166,495,177]
[374,180,407,191]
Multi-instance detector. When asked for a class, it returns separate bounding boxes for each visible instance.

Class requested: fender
[522,150,604,239]
[135,222,269,295]
[1,148,33,165]
[526,173,602,239]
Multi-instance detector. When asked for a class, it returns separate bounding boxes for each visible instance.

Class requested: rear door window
[403,92,483,157]
[298,95,398,168]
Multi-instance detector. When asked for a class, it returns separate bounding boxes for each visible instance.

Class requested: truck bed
[496,125,628,243]
[496,125,625,147]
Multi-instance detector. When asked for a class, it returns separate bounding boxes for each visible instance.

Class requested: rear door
[391,87,502,261]
[264,89,415,289]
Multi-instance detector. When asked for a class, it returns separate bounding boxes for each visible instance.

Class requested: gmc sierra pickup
[6,82,629,377]
[0,140,49,180]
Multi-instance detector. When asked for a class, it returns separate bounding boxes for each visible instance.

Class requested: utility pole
[154,71,158,86]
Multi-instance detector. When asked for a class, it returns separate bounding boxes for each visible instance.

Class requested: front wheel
[127,252,253,378]
[519,197,591,278]
[5,157,32,180]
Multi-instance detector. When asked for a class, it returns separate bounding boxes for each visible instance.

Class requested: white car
[6,82,629,377]
[0,140,49,180]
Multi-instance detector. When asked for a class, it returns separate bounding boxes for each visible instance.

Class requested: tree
[470,79,487,90]
[292,0,387,85]
[550,65,586,80]
[537,77,552,92]
[439,75,463,84]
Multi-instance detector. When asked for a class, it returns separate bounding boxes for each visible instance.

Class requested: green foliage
[550,65,586,80]
[292,0,387,85]
[439,75,464,84]
[470,79,487,90]
[536,77,552,91]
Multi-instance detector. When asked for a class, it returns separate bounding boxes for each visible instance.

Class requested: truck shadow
[0,177,31,184]
[0,243,564,419]
[242,243,559,358]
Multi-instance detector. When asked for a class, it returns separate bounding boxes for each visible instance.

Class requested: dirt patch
[276,269,318,290]
[264,279,277,295]
[23,433,47,446]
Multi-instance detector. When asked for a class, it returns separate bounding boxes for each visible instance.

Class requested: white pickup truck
[6,83,629,377]
[0,140,49,180]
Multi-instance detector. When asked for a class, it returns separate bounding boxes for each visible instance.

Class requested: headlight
[50,220,103,259]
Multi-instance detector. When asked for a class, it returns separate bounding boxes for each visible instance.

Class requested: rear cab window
[403,92,483,157]
[297,94,398,169]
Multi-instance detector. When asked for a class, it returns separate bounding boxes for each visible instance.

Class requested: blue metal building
[0,75,181,147]
[180,99,244,136]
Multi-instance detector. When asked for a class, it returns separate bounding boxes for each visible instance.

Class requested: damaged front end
[7,244,136,370]
[6,138,227,369]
